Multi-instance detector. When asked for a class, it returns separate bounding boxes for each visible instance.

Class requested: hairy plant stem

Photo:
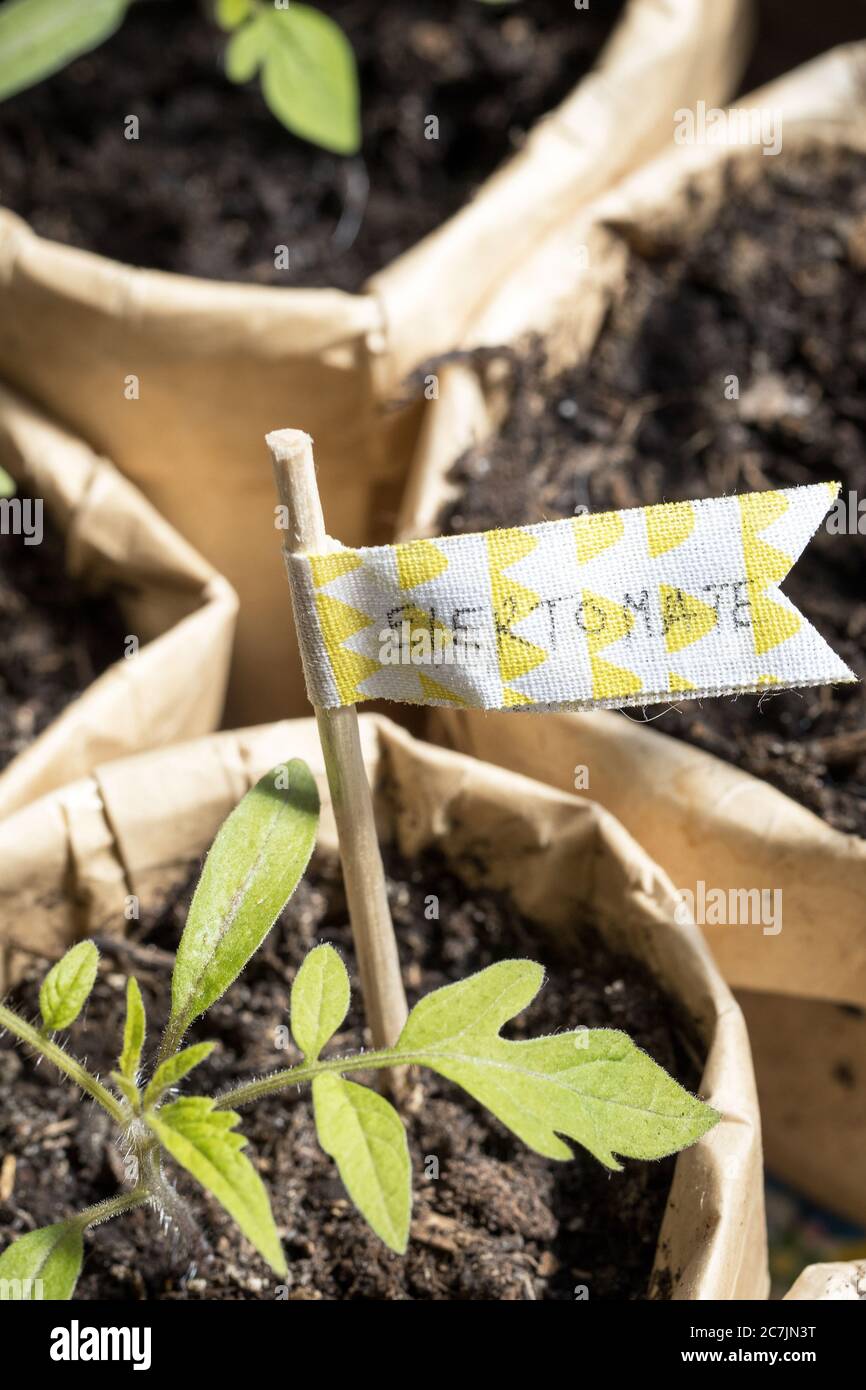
[0,1001,126,1126]
[71,1187,151,1232]
[156,1019,187,1068]
[214,1047,412,1111]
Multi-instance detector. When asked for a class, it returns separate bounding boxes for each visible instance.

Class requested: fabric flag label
[287,484,856,713]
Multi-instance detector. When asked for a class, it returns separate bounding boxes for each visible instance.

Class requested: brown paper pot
[397,41,866,537]
[0,0,748,727]
[396,47,866,1223]
[0,382,237,819]
[737,992,866,1228]
[784,1261,866,1300]
[0,715,765,1299]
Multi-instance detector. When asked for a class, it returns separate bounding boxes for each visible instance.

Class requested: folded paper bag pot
[784,1261,866,1300]
[0,383,237,819]
[396,44,866,1225]
[0,0,749,725]
[0,715,766,1299]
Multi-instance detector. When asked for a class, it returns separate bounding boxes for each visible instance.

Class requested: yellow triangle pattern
[395,538,449,590]
[591,656,642,700]
[738,491,801,655]
[582,590,635,654]
[309,550,363,589]
[295,485,834,711]
[581,590,642,700]
[646,500,695,557]
[419,673,469,707]
[398,603,466,706]
[485,529,547,704]
[314,592,379,705]
[659,583,718,654]
[502,686,535,708]
[574,510,624,566]
[398,602,450,644]
[668,670,697,692]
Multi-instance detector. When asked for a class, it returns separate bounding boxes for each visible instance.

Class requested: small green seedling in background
[0,466,16,498]
[0,0,360,153]
[0,0,520,156]
[0,758,718,1297]
[216,0,360,156]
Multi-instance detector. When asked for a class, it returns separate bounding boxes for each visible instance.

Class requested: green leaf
[291,945,349,1062]
[396,960,720,1169]
[0,0,130,103]
[0,1222,82,1299]
[110,1071,139,1109]
[224,11,268,82]
[147,1097,286,1277]
[118,977,145,1081]
[215,0,252,31]
[143,1041,215,1108]
[0,465,15,498]
[258,5,360,155]
[168,759,319,1041]
[312,1073,411,1253]
[39,940,98,1031]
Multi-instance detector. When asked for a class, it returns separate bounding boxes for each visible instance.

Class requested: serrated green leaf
[143,1041,215,1107]
[291,945,350,1062]
[312,1073,411,1253]
[39,940,98,1031]
[0,466,15,498]
[168,759,319,1041]
[396,960,719,1169]
[0,0,130,103]
[215,0,252,31]
[118,977,145,1081]
[147,1096,286,1277]
[0,1221,82,1299]
[259,5,360,155]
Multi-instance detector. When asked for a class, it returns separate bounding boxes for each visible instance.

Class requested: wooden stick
[267,429,408,1050]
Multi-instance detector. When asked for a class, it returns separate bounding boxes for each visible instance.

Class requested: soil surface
[0,0,623,291]
[0,848,704,1301]
[0,497,128,773]
[442,145,866,837]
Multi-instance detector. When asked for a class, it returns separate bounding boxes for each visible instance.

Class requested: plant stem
[0,1001,127,1126]
[214,1047,406,1111]
[71,1187,151,1232]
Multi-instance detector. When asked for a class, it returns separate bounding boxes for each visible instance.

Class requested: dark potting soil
[0,0,624,292]
[0,498,128,773]
[0,848,704,1301]
[441,145,866,837]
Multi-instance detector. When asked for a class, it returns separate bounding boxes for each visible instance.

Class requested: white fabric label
[287,484,855,713]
